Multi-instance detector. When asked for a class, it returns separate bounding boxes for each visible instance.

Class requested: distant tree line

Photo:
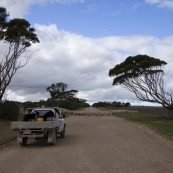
[92,101,130,107]
[0,98,90,120]
[20,98,90,111]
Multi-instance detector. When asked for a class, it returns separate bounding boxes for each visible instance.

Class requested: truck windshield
[35,110,51,116]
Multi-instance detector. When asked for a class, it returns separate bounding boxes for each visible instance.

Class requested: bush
[0,101,19,121]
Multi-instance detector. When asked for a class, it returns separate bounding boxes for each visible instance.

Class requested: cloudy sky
[0,0,173,106]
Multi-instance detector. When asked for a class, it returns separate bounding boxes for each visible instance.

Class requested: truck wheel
[60,126,65,138]
[48,130,56,145]
[20,137,27,146]
[52,130,56,145]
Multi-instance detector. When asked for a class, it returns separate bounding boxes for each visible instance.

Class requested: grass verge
[96,107,110,111]
[113,113,173,142]
[18,112,25,121]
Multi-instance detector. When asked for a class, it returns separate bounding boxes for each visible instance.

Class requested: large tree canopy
[0,7,39,101]
[109,54,173,119]
[46,82,89,109]
[4,18,39,46]
[109,54,167,85]
[46,82,78,101]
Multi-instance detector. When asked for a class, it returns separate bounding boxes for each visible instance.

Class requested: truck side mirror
[63,114,65,118]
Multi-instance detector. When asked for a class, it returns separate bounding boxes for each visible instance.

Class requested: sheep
[60,108,138,117]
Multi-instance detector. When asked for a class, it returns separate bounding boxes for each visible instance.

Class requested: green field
[114,113,173,141]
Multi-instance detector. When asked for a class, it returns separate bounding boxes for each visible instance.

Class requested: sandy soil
[0,107,173,173]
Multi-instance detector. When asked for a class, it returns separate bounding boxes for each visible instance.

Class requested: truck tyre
[60,126,65,138]
[52,130,56,145]
[20,137,27,146]
[48,130,56,145]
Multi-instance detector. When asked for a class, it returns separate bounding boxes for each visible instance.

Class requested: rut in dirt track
[0,107,173,173]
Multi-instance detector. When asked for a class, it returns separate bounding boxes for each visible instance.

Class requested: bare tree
[109,54,173,119]
[0,7,39,101]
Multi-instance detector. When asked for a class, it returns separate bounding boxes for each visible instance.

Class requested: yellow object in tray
[37,117,44,122]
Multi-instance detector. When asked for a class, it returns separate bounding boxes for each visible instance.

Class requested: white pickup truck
[11,107,66,146]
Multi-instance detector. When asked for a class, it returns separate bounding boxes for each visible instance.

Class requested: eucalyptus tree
[109,54,173,119]
[0,7,39,101]
[47,82,78,101]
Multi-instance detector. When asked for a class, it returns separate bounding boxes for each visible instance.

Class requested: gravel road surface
[0,107,173,173]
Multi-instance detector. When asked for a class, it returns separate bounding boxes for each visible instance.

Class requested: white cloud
[82,4,100,13]
[145,0,162,4]
[2,24,172,105]
[145,0,173,9]
[0,0,84,18]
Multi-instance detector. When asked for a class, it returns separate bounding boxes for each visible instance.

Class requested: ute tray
[11,121,60,131]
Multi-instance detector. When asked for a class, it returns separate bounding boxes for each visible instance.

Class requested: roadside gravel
[0,121,17,150]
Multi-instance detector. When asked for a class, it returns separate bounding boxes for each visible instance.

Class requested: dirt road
[1,107,173,173]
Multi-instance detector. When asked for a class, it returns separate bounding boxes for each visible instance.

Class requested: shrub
[0,101,19,120]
